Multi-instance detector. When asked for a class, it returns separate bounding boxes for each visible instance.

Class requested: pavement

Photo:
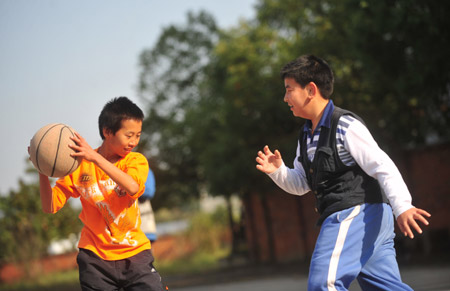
[164,262,450,291]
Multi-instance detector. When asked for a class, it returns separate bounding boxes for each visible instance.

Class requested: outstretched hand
[397,207,431,239]
[256,145,283,174]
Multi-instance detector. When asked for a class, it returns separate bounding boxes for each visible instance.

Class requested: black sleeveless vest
[298,107,388,225]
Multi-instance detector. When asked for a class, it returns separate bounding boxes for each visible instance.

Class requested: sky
[0,0,257,194]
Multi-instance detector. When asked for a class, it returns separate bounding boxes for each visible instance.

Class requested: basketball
[29,123,81,177]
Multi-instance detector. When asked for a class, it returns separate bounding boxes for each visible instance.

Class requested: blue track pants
[308,203,413,291]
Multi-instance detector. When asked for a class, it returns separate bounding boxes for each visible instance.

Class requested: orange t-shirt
[51,152,151,261]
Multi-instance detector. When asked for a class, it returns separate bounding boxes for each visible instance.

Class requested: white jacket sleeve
[267,142,311,196]
[344,119,414,218]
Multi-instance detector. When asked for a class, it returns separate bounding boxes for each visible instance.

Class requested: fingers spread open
[264,145,273,156]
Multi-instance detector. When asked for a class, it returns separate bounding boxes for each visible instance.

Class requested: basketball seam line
[35,123,63,175]
[51,126,66,177]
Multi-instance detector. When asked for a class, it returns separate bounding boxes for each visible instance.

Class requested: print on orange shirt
[76,171,141,246]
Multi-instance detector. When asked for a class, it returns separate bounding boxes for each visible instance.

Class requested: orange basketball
[29,123,81,177]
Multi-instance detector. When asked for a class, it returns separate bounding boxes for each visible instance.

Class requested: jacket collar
[303,100,335,132]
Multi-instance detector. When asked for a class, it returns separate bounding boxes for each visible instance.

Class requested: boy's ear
[306,82,318,97]
[305,82,316,98]
[103,127,112,138]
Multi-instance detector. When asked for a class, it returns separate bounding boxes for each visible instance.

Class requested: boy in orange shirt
[35,97,164,290]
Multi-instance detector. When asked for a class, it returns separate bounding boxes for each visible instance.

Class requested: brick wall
[244,190,320,263]
[400,144,450,230]
[0,252,78,284]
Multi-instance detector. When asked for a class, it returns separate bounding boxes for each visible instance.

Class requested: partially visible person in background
[139,167,158,243]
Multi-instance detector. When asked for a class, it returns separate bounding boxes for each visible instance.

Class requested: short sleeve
[51,175,80,213]
[121,153,149,198]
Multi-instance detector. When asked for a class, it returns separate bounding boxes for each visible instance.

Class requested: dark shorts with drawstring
[77,248,164,291]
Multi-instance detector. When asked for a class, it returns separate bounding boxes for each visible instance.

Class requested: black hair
[98,96,144,140]
[280,54,334,99]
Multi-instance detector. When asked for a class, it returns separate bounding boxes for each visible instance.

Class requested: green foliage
[197,23,299,196]
[0,166,82,269]
[0,269,79,291]
[137,0,450,209]
[138,11,298,204]
[185,207,229,253]
[256,0,450,148]
[155,248,229,276]
[136,11,220,209]
[155,208,231,275]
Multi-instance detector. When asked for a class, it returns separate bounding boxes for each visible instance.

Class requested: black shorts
[77,248,164,291]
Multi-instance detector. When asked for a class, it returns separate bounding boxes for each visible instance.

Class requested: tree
[137,0,450,261]
[137,11,220,210]
[185,23,298,260]
[0,163,82,279]
[255,0,450,149]
[137,8,304,259]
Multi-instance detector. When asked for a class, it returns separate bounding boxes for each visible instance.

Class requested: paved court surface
[166,264,450,291]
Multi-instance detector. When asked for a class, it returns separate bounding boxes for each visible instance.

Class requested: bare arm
[28,145,56,213]
[93,154,140,196]
[39,173,54,213]
[70,132,140,196]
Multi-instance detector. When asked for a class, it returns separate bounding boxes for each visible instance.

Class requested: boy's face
[283,77,310,119]
[104,119,142,157]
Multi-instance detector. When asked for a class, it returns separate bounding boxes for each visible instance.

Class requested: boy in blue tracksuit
[256,55,431,290]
